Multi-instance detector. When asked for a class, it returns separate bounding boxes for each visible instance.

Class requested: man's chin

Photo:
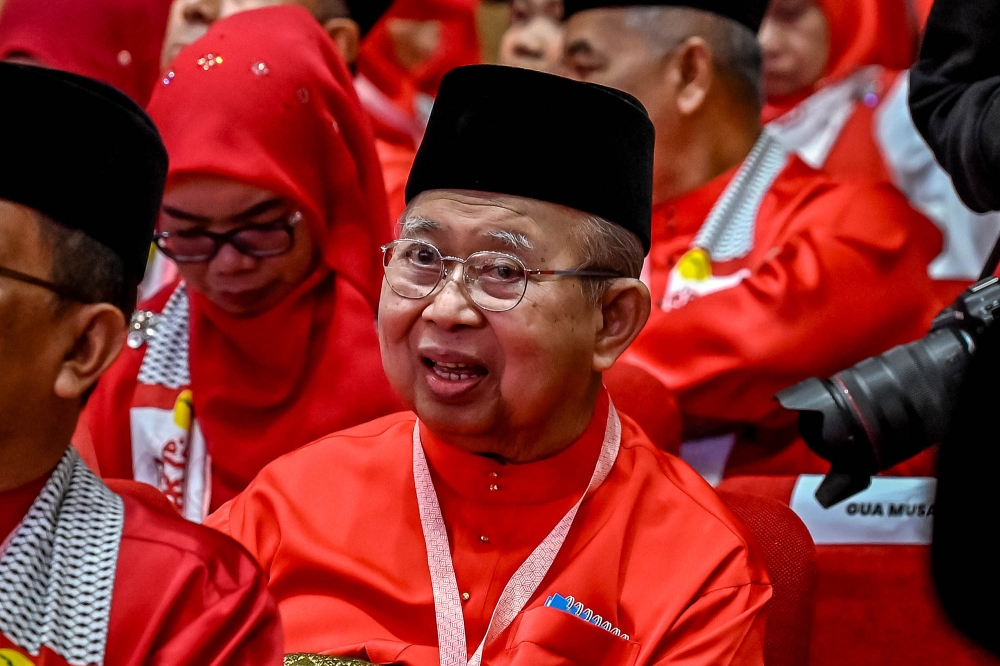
[413,396,495,438]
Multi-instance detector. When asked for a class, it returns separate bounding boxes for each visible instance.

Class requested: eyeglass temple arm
[0,266,93,303]
[529,269,624,278]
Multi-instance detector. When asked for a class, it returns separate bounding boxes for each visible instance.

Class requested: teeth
[432,365,476,381]
[437,362,471,369]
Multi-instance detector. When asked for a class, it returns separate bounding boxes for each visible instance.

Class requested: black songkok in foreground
[563,0,769,33]
[0,62,167,286]
[344,0,394,36]
[406,64,655,252]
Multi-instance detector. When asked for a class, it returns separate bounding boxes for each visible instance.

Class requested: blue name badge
[544,594,630,640]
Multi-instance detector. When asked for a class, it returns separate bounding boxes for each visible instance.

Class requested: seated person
[499,0,566,74]
[563,0,945,478]
[761,0,992,303]
[0,62,282,665]
[208,64,771,665]
[83,6,402,521]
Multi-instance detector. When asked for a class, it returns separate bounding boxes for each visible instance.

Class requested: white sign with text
[790,475,936,545]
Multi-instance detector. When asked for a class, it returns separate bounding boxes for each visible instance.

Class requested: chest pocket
[500,607,640,666]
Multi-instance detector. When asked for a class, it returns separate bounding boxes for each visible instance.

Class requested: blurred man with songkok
[207,64,771,665]
[83,7,402,522]
[0,62,282,666]
[563,0,945,479]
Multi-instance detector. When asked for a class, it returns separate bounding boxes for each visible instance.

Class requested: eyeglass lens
[157,216,299,262]
[383,239,528,311]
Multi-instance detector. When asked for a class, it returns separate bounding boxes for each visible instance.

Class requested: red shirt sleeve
[104,494,284,665]
[625,181,943,428]
[649,584,770,665]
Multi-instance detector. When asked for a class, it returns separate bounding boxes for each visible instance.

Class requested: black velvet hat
[563,0,770,32]
[344,0,394,36]
[0,63,167,287]
[405,65,655,252]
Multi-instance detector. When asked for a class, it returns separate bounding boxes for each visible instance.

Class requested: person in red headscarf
[760,0,1000,311]
[0,0,172,106]
[81,4,404,522]
[357,0,482,222]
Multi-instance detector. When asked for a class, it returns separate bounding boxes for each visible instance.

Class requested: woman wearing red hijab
[760,0,1000,305]
[759,0,918,180]
[83,4,404,521]
[356,0,482,222]
[0,0,172,106]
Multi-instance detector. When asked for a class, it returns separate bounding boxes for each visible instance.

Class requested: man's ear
[672,36,714,117]
[324,17,362,65]
[53,304,127,402]
[593,279,651,373]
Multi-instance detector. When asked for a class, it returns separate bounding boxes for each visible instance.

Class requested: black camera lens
[775,277,1000,507]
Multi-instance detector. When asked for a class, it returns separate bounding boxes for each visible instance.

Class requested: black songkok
[344,0,394,36]
[563,0,770,33]
[0,62,167,287]
[405,65,655,252]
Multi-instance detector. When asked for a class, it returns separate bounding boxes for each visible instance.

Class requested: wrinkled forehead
[400,190,586,254]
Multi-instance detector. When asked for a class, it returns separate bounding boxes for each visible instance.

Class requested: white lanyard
[413,403,622,666]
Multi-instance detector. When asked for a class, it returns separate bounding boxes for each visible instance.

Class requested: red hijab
[357,0,480,141]
[147,5,398,505]
[763,0,918,121]
[0,0,172,106]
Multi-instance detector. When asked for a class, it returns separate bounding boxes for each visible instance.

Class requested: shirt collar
[653,164,740,238]
[419,390,610,506]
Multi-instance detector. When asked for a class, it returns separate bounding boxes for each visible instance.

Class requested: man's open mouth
[422,358,489,381]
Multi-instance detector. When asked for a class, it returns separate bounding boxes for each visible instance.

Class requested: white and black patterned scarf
[0,448,124,666]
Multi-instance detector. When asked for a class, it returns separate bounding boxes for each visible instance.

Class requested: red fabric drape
[0,0,172,106]
[763,0,918,121]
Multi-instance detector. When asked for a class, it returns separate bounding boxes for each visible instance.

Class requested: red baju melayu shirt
[616,145,944,477]
[0,449,283,665]
[207,392,771,665]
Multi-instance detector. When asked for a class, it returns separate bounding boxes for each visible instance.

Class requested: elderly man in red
[563,0,946,479]
[0,63,282,665]
[208,65,770,665]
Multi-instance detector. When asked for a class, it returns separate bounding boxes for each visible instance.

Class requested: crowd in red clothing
[1,0,996,663]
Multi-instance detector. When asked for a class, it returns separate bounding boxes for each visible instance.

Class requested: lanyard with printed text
[412,403,622,666]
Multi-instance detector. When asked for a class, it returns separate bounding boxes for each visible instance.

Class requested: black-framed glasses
[154,210,303,263]
[0,265,93,303]
[381,238,622,312]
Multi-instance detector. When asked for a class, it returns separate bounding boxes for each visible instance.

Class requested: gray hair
[573,213,645,305]
[625,6,763,107]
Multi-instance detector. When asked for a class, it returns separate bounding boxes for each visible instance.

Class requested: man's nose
[421,267,484,330]
[758,19,780,56]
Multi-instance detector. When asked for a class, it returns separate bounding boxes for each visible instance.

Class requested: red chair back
[719,476,1000,666]
[717,488,817,666]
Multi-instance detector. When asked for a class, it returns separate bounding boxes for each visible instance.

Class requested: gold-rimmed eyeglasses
[381,238,621,312]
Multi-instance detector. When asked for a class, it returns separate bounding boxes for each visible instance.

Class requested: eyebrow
[399,216,442,236]
[400,216,534,252]
[161,198,286,224]
[485,229,534,251]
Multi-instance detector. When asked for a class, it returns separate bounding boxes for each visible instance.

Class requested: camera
[776,276,1000,508]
